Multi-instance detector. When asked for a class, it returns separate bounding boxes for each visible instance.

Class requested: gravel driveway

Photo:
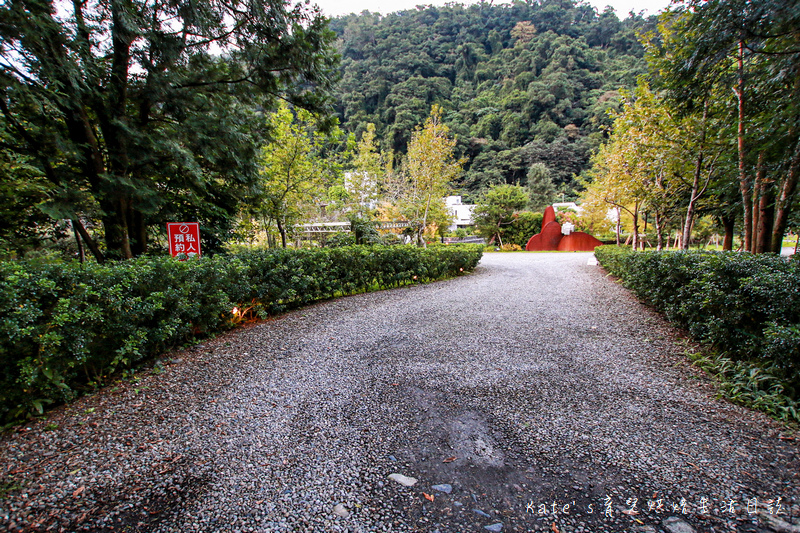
[1,252,798,533]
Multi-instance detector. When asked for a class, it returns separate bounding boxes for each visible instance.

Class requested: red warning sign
[166,223,201,259]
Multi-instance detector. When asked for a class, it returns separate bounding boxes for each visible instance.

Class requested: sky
[313,0,674,19]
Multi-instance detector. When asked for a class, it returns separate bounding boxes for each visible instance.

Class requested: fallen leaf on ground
[551,522,559,533]
[73,486,85,497]
[443,456,456,463]
[423,492,434,502]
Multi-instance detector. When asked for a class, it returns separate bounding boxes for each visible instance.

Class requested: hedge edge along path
[0,244,483,423]
[594,245,800,423]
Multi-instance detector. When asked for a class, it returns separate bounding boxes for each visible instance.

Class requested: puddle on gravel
[448,411,505,468]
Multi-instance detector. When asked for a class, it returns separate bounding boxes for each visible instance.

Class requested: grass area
[0,478,23,499]
[687,349,799,428]
[607,240,797,253]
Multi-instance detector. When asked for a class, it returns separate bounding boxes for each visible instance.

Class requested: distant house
[552,202,582,213]
[446,196,475,231]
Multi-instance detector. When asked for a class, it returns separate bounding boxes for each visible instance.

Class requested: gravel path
[1,252,798,533]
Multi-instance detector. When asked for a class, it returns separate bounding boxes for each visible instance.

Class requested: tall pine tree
[0,0,338,260]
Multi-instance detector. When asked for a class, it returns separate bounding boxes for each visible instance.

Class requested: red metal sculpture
[525,206,603,252]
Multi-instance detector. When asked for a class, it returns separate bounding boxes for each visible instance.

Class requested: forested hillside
[11,0,791,259]
[329,1,657,199]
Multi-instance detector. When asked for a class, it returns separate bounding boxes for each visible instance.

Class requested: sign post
[166,223,201,259]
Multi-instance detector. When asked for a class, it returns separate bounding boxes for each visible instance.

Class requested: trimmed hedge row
[594,245,800,392]
[0,244,482,422]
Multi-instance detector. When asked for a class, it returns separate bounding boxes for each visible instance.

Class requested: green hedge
[595,245,800,394]
[0,244,482,422]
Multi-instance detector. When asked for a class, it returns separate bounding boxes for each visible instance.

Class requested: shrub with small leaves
[595,245,800,403]
[0,245,482,422]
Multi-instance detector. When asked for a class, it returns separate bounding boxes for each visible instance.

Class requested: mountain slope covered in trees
[329,0,657,199]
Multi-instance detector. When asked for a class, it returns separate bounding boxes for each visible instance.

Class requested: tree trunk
[682,184,698,250]
[420,195,432,248]
[722,213,735,251]
[100,200,126,259]
[72,220,85,263]
[756,189,775,253]
[771,142,800,253]
[98,201,134,259]
[654,212,664,251]
[95,0,136,259]
[119,198,133,258]
[750,152,763,252]
[754,154,775,253]
[277,217,287,248]
[682,102,709,250]
[737,39,753,252]
[750,195,759,251]
[131,207,148,256]
[71,218,105,263]
[615,207,621,245]
[631,202,639,251]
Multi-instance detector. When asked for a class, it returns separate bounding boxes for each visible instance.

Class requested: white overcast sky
[313,0,675,19]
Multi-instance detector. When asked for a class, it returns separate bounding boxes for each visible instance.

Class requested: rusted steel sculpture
[525,206,603,252]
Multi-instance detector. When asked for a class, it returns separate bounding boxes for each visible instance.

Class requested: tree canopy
[0,0,339,259]
[328,1,656,199]
[396,105,462,246]
[645,0,800,252]
[580,0,800,252]
[257,103,346,248]
[473,184,530,246]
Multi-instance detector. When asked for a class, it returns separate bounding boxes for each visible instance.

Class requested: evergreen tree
[526,163,557,212]
[0,0,338,259]
[473,184,530,246]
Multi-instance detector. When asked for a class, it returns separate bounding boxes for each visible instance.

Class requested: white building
[446,195,475,231]
[552,202,582,214]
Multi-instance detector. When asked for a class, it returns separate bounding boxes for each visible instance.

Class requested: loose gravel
[1,252,798,533]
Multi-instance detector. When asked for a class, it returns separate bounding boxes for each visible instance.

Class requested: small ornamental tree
[473,184,530,246]
[258,104,345,248]
[401,105,463,247]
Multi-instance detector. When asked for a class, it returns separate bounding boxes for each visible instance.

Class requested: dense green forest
[329,1,656,198]
[2,0,797,257]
